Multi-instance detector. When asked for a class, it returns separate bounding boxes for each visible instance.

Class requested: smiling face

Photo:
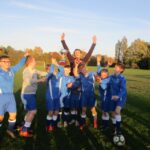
[64,66,71,76]
[0,57,11,71]
[74,49,81,59]
[114,64,124,74]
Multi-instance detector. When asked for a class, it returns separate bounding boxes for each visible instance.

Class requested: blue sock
[80,115,86,126]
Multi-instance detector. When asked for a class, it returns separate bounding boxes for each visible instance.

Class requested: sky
[0,0,150,57]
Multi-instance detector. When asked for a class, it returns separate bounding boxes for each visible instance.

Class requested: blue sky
[0,0,150,56]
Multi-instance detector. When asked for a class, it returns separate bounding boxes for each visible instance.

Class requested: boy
[74,60,99,130]
[110,63,127,135]
[20,56,47,137]
[0,52,28,139]
[45,58,64,132]
[97,55,113,131]
[60,65,75,127]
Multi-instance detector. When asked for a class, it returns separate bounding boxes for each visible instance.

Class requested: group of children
[0,34,127,140]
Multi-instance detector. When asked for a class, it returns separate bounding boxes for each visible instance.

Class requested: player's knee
[91,107,97,116]
[115,106,121,115]
[0,115,4,122]
[9,113,16,121]
[48,111,53,117]
[30,110,37,116]
[103,112,109,117]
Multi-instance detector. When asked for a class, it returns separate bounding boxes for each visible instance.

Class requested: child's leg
[7,112,16,138]
[70,109,76,124]
[53,111,59,128]
[102,112,109,129]
[46,111,53,127]
[22,110,37,131]
[91,107,97,128]
[115,106,122,134]
[63,108,70,127]
[111,111,116,133]
[80,107,87,129]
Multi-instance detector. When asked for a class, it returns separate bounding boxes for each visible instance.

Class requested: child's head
[114,63,125,74]
[64,65,71,76]
[78,63,87,75]
[74,49,82,59]
[25,56,36,68]
[101,69,109,79]
[0,55,11,70]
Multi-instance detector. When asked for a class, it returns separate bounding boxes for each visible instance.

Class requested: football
[113,134,125,146]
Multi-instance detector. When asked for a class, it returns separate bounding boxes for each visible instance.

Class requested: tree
[115,36,128,63]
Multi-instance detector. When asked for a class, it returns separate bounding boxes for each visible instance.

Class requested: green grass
[0,67,150,150]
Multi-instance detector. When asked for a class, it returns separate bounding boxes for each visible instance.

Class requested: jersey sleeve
[11,57,26,73]
[118,76,127,100]
[46,64,54,79]
[97,65,102,75]
[56,65,64,78]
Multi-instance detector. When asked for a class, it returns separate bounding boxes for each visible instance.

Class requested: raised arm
[11,51,29,73]
[97,54,102,74]
[61,33,74,62]
[83,35,96,63]
[73,59,79,77]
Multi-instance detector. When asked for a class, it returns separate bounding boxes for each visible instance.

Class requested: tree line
[0,37,150,69]
[115,37,150,69]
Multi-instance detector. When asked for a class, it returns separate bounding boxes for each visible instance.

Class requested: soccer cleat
[16,127,33,134]
[6,130,16,139]
[19,130,33,137]
[46,125,54,132]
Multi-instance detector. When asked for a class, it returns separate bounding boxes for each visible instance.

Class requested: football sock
[46,115,53,127]
[8,119,16,131]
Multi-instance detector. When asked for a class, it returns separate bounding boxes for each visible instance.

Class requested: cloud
[35,26,79,34]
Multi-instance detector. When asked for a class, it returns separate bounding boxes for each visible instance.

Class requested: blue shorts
[0,94,16,115]
[46,97,60,111]
[63,96,70,108]
[70,91,81,109]
[101,98,113,112]
[21,94,37,111]
[81,92,96,108]
[110,98,126,111]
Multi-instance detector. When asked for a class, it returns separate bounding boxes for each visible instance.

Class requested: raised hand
[24,50,29,57]
[61,33,65,41]
[92,35,97,44]
[107,57,113,66]
[97,55,102,62]
[51,58,58,66]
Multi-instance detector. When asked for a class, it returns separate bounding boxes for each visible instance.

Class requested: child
[0,52,28,139]
[97,55,112,131]
[74,60,99,130]
[60,65,75,127]
[20,56,47,137]
[110,63,127,135]
[45,58,64,132]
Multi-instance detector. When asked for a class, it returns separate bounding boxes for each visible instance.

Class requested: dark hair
[64,65,70,68]
[116,63,125,73]
[25,55,34,66]
[101,68,109,74]
[46,64,50,68]
[0,55,10,61]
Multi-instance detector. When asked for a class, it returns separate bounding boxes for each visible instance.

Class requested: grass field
[0,67,150,150]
